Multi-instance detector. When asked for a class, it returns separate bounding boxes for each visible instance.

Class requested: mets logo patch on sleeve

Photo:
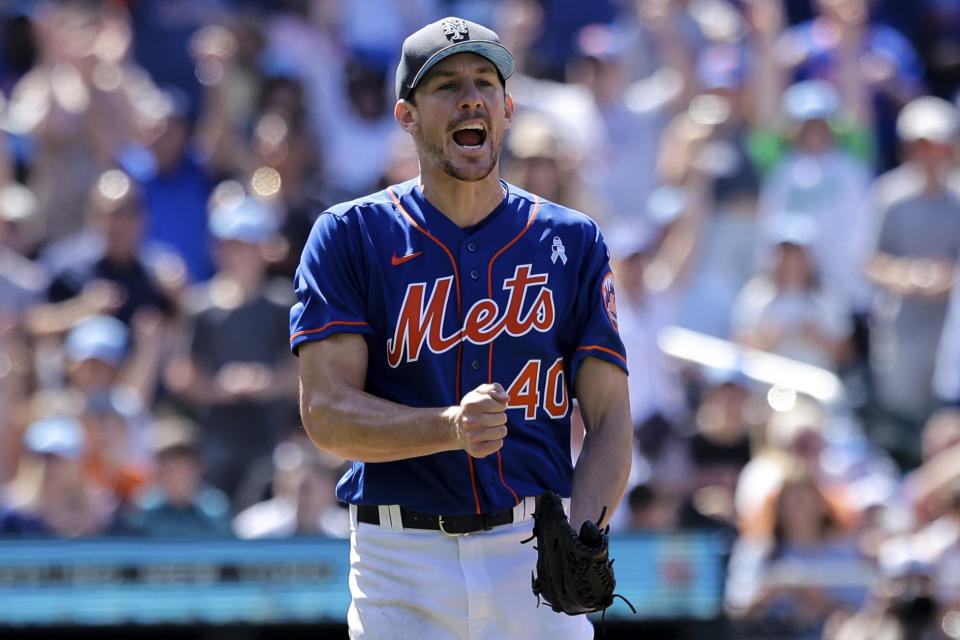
[601,272,618,332]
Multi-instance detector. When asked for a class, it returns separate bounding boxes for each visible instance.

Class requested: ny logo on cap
[441,18,469,41]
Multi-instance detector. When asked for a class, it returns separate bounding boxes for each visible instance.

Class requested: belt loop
[387,505,404,531]
[349,504,359,529]
[514,496,536,523]
[377,505,398,531]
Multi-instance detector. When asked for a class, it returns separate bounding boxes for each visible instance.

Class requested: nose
[458,82,483,110]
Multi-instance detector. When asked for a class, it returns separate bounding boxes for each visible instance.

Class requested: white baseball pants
[346,502,594,640]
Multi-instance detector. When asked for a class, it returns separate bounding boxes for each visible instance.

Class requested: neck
[105,248,137,265]
[164,492,195,509]
[918,162,947,194]
[215,270,264,302]
[418,167,505,228]
[786,526,822,546]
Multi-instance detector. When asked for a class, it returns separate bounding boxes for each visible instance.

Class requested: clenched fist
[445,383,509,458]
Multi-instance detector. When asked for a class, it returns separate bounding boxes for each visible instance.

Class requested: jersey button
[467,241,478,252]
[470,269,480,280]
[471,359,481,370]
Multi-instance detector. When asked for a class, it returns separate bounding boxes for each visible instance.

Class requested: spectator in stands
[747,0,875,170]
[866,96,960,468]
[81,392,152,507]
[63,314,129,397]
[567,22,666,225]
[164,195,298,506]
[320,49,397,203]
[26,170,180,334]
[61,312,166,426]
[737,398,833,537]
[731,222,853,371]
[124,416,230,538]
[233,437,349,539]
[124,25,251,283]
[125,87,218,283]
[502,110,599,218]
[1,415,112,538]
[624,483,680,533]
[778,0,925,171]
[679,367,756,531]
[829,546,942,640]
[726,465,866,639]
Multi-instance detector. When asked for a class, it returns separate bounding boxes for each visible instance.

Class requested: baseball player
[290,17,632,640]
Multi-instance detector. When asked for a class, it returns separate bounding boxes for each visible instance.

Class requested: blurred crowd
[1,0,960,637]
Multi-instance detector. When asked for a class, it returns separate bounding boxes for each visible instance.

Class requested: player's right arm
[298,333,508,462]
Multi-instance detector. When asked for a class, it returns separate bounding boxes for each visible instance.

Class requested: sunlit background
[1,0,960,638]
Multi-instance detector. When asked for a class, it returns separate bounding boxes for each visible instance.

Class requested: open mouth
[451,123,487,150]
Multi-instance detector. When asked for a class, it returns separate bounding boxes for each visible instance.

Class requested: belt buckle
[437,515,468,536]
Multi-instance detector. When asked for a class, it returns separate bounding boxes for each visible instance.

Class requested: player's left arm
[568,355,632,530]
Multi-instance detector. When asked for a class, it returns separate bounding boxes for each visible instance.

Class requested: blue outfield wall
[0,532,727,627]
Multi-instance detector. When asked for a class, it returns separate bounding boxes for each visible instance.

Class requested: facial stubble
[420,128,501,183]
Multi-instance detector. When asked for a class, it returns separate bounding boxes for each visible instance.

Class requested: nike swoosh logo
[391,251,424,266]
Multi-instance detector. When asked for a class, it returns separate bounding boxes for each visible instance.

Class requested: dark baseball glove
[523,491,635,618]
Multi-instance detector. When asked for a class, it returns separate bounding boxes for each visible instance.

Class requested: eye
[436,82,456,91]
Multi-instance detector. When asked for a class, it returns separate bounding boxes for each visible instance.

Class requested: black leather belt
[355,504,516,535]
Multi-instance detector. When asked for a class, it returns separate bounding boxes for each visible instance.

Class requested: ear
[395,99,419,134]
[503,93,516,131]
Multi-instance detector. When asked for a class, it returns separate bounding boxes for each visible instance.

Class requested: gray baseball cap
[395,17,515,101]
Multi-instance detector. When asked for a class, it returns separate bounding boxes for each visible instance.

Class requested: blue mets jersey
[290,178,627,516]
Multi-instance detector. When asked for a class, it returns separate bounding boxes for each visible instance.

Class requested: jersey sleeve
[569,226,628,386]
[289,211,374,355]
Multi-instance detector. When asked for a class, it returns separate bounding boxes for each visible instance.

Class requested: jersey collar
[401,179,530,248]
